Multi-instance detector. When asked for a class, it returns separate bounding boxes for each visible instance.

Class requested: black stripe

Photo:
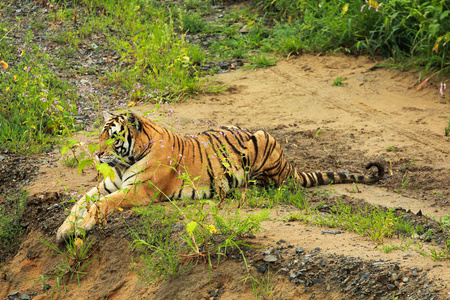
[144,122,163,134]
[299,172,308,187]
[305,173,315,186]
[326,172,335,183]
[104,184,112,194]
[316,172,325,185]
[253,137,277,174]
[338,173,347,182]
[250,136,259,168]
[123,173,137,182]
[192,138,203,164]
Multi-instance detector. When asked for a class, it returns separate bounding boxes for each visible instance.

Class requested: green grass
[0,33,78,153]
[0,190,28,249]
[333,76,344,87]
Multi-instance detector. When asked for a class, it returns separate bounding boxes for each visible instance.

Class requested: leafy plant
[333,76,344,87]
[248,55,276,69]
[445,114,450,136]
[28,234,95,298]
[0,190,28,249]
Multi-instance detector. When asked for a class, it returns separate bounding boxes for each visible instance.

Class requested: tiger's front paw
[56,203,99,243]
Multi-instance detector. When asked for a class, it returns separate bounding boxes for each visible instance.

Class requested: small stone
[263,255,278,263]
[264,247,274,255]
[359,273,370,283]
[411,270,419,277]
[314,247,321,252]
[8,292,19,300]
[19,294,31,300]
[391,273,399,281]
[255,264,268,274]
[295,247,305,254]
[403,277,409,283]
[386,283,396,291]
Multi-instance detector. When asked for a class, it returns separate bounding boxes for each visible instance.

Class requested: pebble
[7,292,19,300]
[403,277,409,283]
[263,255,278,262]
[264,247,274,255]
[295,247,305,254]
[386,283,396,290]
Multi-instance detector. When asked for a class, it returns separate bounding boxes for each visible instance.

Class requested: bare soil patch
[2,54,450,300]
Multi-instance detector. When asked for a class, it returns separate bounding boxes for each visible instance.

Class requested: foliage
[0,190,28,249]
[0,33,77,153]
[333,76,344,86]
[29,234,95,298]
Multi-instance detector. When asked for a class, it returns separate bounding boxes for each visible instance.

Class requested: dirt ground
[2,54,450,300]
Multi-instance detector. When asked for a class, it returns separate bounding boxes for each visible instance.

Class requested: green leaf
[78,159,93,174]
[186,221,197,237]
[96,163,115,182]
[88,144,101,154]
[61,145,70,156]
[106,138,115,146]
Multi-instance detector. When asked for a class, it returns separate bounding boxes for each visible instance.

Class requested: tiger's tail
[293,162,384,188]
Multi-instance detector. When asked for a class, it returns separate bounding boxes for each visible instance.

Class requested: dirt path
[3,54,450,300]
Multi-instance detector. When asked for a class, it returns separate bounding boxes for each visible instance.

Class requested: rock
[263,254,278,262]
[392,273,399,281]
[295,247,305,254]
[386,283,396,291]
[8,292,19,300]
[412,270,419,277]
[403,277,409,283]
[19,294,31,300]
[359,273,370,283]
[255,264,268,274]
[264,247,274,255]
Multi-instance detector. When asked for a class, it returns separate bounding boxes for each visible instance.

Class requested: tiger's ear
[127,113,141,132]
[102,111,114,121]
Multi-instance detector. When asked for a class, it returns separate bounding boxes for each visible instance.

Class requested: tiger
[56,112,384,242]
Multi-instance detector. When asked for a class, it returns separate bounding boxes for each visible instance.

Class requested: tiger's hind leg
[247,130,293,187]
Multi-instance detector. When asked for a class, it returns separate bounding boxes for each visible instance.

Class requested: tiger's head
[97,112,153,167]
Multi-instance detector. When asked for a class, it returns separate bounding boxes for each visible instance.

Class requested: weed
[445,114,450,136]
[180,11,209,34]
[0,190,28,249]
[241,270,275,300]
[401,172,410,189]
[333,76,344,87]
[248,55,276,69]
[130,205,183,282]
[28,234,95,298]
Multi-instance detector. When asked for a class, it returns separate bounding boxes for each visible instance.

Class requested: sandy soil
[2,54,450,300]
